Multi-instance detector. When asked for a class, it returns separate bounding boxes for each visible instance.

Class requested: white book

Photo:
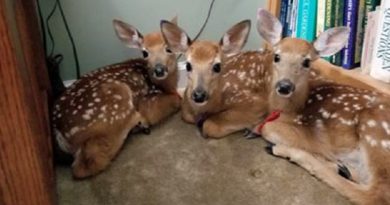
[316,0,326,37]
[370,1,390,83]
[361,9,380,74]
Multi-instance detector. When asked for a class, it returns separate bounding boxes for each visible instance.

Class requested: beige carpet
[56,113,351,205]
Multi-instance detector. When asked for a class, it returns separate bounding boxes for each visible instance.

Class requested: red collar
[253,110,282,135]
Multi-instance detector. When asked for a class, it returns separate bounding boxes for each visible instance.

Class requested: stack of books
[267,0,390,83]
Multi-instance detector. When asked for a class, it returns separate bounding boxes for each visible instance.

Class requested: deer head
[256,8,350,110]
[160,19,251,106]
[113,17,179,91]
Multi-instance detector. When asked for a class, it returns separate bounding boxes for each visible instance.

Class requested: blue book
[341,0,360,69]
[284,0,294,37]
[280,0,289,37]
[296,0,318,41]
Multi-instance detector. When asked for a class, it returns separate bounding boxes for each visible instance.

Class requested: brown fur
[260,37,390,205]
[52,22,180,178]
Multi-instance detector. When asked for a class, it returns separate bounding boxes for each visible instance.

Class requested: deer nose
[276,79,295,97]
[191,88,208,104]
[154,63,167,78]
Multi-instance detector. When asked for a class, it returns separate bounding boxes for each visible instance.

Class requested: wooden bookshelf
[312,59,390,96]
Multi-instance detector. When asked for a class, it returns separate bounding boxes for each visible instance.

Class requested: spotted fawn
[256,9,390,205]
[52,17,181,178]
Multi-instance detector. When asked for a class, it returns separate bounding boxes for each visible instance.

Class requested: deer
[160,19,276,139]
[52,17,181,178]
[253,9,390,205]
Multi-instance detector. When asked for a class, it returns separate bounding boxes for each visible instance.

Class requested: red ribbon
[254,110,282,134]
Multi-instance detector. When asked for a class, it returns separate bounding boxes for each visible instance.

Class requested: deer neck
[151,66,178,94]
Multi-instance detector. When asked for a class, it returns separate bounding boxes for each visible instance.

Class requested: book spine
[316,0,326,37]
[324,0,335,62]
[370,1,390,82]
[354,0,366,65]
[361,10,377,74]
[280,0,289,37]
[290,0,300,37]
[333,0,345,65]
[284,0,294,36]
[341,0,359,69]
[296,0,318,41]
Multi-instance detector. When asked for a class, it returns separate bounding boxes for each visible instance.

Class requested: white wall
[39,0,267,80]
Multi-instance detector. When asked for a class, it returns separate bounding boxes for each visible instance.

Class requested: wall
[39,0,267,80]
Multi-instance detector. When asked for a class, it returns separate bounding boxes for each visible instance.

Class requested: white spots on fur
[92,92,97,97]
[237,71,246,80]
[94,98,101,103]
[367,120,377,128]
[339,117,356,126]
[88,103,94,107]
[77,105,82,110]
[365,135,378,147]
[60,96,66,101]
[315,94,324,101]
[101,105,107,112]
[381,140,390,149]
[114,104,119,109]
[223,82,231,91]
[69,127,80,135]
[382,122,390,136]
[319,107,331,119]
[72,110,78,115]
[379,104,385,110]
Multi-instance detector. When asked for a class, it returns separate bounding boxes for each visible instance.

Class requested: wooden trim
[0,0,55,204]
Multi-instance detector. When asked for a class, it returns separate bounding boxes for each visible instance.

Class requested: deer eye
[274,54,281,63]
[186,62,192,72]
[302,58,311,68]
[142,50,149,58]
[212,63,221,73]
[165,47,173,54]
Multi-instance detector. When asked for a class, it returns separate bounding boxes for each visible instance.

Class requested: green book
[324,0,335,62]
[354,0,366,65]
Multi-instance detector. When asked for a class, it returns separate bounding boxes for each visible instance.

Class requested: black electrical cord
[36,0,47,55]
[46,0,59,57]
[193,0,216,41]
[56,0,81,79]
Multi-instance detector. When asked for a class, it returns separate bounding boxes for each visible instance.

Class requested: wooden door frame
[0,0,55,204]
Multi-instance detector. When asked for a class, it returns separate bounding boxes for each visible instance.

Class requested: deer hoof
[264,143,275,155]
[338,164,352,181]
[244,128,261,139]
[142,127,151,135]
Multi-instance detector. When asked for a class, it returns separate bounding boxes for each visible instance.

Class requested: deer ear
[113,19,143,49]
[220,20,251,56]
[256,8,282,45]
[170,15,178,25]
[313,27,350,57]
[160,20,191,53]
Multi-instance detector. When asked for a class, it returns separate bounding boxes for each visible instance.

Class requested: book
[296,0,318,41]
[324,0,336,62]
[290,0,300,37]
[363,0,381,28]
[283,0,294,37]
[316,0,326,37]
[341,0,360,69]
[280,0,289,37]
[370,1,390,82]
[333,0,345,65]
[361,9,381,74]
[354,0,366,66]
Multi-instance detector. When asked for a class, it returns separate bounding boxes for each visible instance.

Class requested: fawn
[255,9,390,205]
[160,19,274,138]
[52,17,181,178]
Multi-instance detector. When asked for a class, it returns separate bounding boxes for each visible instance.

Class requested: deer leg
[262,120,332,159]
[138,93,181,126]
[269,144,368,204]
[72,112,142,178]
[201,107,264,139]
